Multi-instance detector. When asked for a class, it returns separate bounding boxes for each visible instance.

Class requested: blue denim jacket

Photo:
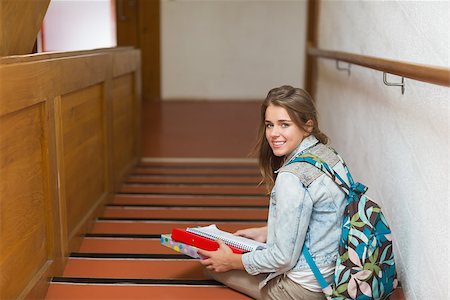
[242,135,348,287]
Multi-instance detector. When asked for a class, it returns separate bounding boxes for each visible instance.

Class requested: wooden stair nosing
[51,277,222,286]
[70,253,191,259]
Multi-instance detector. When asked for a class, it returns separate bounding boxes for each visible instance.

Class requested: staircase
[45,159,268,299]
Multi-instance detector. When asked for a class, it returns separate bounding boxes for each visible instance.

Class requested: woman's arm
[242,172,313,275]
[234,226,268,243]
[197,173,312,275]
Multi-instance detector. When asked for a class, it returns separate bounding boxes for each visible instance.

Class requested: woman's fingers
[216,239,226,248]
[197,248,213,258]
[198,257,211,266]
[233,229,251,237]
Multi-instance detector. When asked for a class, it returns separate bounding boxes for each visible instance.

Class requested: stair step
[119,183,266,195]
[112,194,268,207]
[132,167,259,176]
[127,174,261,184]
[102,206,268,220]
[90,221,266,234]
[138,160,257,168]
[62,258,206,280]
[90,221,265,235]
[79,237,169,254]
[46,282,251,299]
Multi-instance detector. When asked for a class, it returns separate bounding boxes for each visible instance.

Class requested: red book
[171,227,246,254]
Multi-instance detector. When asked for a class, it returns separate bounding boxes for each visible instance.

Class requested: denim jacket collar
[275,135,319,173]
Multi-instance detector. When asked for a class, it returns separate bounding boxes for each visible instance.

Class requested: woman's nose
[270,127,280,137]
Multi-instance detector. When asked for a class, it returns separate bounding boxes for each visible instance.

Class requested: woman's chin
[271,149,286,157]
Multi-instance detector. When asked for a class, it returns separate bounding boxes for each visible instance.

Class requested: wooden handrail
[308,46,450,88]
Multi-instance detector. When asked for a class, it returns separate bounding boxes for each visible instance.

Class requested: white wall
[315,2,449,299]
[42,0,116,52]
[161,0,307,100]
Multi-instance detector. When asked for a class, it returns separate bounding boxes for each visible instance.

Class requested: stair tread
[79,237,169,254]
[112,194,268,207]
[46,283,251,299]
[127,174,261,184]
[102,206,268,220]
[119,183,266,195]
[63,258,206,279]
[91,221,265,235]
[132,167,260,176]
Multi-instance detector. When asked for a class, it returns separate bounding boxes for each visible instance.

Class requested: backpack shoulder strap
[279,143,341,187]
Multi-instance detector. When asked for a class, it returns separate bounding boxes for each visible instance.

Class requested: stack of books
[161,224,266,259]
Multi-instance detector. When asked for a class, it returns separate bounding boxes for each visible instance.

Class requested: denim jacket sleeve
[242,172,312,275]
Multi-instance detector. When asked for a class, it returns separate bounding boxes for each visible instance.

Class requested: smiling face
[265,104,308,157]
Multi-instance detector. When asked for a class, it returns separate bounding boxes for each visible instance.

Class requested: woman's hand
[234,226,268,243]
[197,240,244,272]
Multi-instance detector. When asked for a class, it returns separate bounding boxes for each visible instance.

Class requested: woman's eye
[281,123,289,128]
[265,124,273,129]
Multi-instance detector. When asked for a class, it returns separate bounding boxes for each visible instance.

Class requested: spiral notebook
[185,224,266,253]
[172,227,246,254]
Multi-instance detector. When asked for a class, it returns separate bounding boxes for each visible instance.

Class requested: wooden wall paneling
[48,50,138,252]
[19,97,65,300]
[58,53,110,96]
[0,102,53,299]
[0,61,57,117]
[53,95,70,258]
[0,53,109,117]
[54,53,114,253]
[0,58,66,299]
[112,49,139,78]
[59,85,108,244]
[112,74,136,188]
[0,47,140,298]
[104,53,115,197]
[111,50,141,190]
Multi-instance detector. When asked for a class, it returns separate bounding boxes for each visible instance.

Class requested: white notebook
[187,224,266,252]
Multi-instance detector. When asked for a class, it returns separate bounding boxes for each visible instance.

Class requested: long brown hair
[253,85,328,191]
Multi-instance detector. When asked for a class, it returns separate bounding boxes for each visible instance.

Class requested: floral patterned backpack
[288,151,398,300]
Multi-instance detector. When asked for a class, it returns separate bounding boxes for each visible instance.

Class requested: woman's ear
[304,120,314,135]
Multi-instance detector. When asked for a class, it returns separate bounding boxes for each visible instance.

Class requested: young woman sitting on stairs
[198,85,349,300]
